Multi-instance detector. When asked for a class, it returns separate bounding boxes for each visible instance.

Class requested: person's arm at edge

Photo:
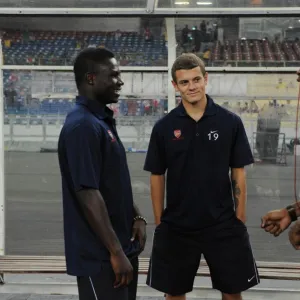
[287,69,300,218]
[76,189,123,256]
[143,122,166,226]
[131,202,147,251]
[231,167,247,224]
[229,115,253,224]
[133,202,144,218]
[285,202,300,218]
[150,174,165,226]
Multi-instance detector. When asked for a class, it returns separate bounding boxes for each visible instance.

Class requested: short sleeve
[64,124,102,191]
[229,117,254,168]
[144,124,167,175]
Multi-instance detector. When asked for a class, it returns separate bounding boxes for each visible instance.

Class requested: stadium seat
[2,30,168,67]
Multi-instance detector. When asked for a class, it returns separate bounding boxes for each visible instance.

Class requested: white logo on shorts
[247,275,255,282]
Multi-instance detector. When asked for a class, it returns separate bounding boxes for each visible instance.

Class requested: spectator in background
[207,21,214,42]
[76,39,82,49]
[234,101,242,114]
[193,26,201,52]
[143,99,151,115]
[162,28,168,48]
[22,29,30,44]
[242,102,249,113]
[203,48,211,64]
[4,84,17,108]
[249,100,259,113]
[144,27,152,42]
[115,30,122,41]
[152,99,159,115]
[200,20,206,33]
[279,104,287,117]
[4,37,11,48]
[16,94,24,111]
[181,25,189,47]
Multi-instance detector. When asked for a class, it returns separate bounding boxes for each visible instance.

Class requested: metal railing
[3,115,162,151]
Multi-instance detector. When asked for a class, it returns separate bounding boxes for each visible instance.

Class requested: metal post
[43,117,47,142]
[0,38,6,283]
[9,118,13,141]
[165,18,176,112]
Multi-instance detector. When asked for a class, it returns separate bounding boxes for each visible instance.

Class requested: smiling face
[172,66,208,106]
[171,54,208,106]
[91,58,124,104]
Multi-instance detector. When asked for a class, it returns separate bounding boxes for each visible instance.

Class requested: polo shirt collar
[176,94,217,117]
[76,96,114,120]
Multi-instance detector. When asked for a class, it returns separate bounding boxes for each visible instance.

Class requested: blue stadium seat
[2,30,168,67]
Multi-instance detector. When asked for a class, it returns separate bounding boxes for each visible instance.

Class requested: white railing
[2,65,299,72]
[3,115,161,152]
[0,6,299,15]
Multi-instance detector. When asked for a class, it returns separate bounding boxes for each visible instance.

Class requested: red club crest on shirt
[174,130,181,139]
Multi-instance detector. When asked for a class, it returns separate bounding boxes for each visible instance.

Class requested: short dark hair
[73,47,115,89]
[171,53,206,83]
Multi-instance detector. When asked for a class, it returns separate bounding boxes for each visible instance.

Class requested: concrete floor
[4,151,300,262]
[2,151,300,300]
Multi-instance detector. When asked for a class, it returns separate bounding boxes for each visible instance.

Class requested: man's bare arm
[133,202,143,217]
[150,174,165,226]
[76,189,123,255]
[231,168,247,223]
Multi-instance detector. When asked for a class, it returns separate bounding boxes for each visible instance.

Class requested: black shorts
[77,257,138,300]
[146,216,260,296]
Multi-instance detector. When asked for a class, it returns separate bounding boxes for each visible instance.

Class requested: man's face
[93,58,124,104]
[172,66,208,105]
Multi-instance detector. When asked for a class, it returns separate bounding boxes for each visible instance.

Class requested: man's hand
[131,219,147,252]
[289,221,300,250]
[261,209,292,237]
[110,250,133,288]
[297,69,300,82]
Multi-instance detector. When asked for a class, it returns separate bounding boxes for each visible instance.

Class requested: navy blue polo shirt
[58,96,137,276]
[144,95,254,231]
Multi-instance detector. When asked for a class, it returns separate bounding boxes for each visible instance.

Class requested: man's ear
[172,80,179,92]
[204,72,208,86]
[86,73,95,85]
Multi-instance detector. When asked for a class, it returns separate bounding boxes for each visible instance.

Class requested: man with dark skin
[261,69,300,250]
[58,48,147,300]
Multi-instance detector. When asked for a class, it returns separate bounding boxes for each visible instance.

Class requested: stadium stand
[2,29,300,68]
[2,30,168,66]
[216,39,300,66]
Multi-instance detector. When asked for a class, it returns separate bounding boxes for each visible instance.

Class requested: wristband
[286,206,298,222]
[133,215,147,225]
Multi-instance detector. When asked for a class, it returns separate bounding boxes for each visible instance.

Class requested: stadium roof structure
[0,0,299,8]
[0,0,299,15]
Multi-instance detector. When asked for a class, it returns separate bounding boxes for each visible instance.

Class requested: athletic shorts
[146,216,260,296]
[77,257,138,300]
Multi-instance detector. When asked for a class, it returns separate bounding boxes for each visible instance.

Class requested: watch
[286,205,298,222]
[133,215,147,225]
